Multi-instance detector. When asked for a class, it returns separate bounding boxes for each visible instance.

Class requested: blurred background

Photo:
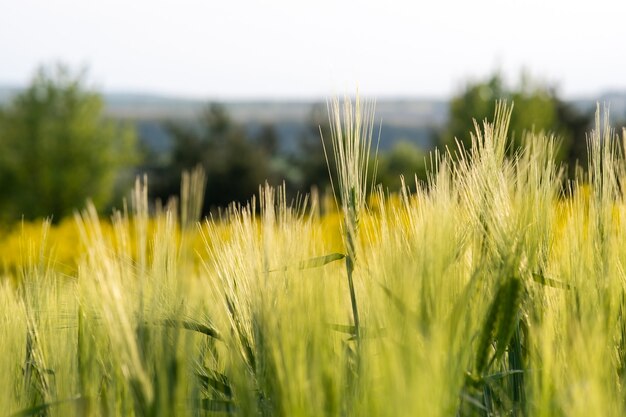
[1,0,625,221]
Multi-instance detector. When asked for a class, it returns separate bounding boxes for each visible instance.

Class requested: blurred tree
[294,103,333,193]
[256,123,279,157]
[0,64,137,222]
[152,103,272,212]
[555,98,593,175]
[443,74,507,151]
[377,140,428,192]
[440,72,591,170]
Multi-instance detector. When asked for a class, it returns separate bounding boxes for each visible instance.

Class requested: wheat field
[2,100,626,417]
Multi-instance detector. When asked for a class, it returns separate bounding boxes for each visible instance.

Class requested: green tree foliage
[153,103,272,212]
[440,72,591,170]
[294,103,333,193]
[377,140,428,192]
[0,65,137,222]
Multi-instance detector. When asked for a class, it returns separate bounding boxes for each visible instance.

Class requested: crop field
[2,99,626,417]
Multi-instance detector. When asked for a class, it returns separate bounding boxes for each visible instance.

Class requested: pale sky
[1,0,625,99]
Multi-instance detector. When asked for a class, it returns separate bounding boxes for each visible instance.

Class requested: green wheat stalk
[322,94,377,342]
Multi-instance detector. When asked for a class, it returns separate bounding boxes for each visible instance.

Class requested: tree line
[0,65,602,222]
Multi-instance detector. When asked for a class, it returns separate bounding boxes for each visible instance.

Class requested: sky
[1,0,625,100]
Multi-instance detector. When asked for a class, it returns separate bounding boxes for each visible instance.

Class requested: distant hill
[571,91,626,122]
[1,86,625,155]
[100,92,451,153]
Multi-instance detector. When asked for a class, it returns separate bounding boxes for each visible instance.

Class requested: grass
[322,94,377,344]
[2,99,626,416]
